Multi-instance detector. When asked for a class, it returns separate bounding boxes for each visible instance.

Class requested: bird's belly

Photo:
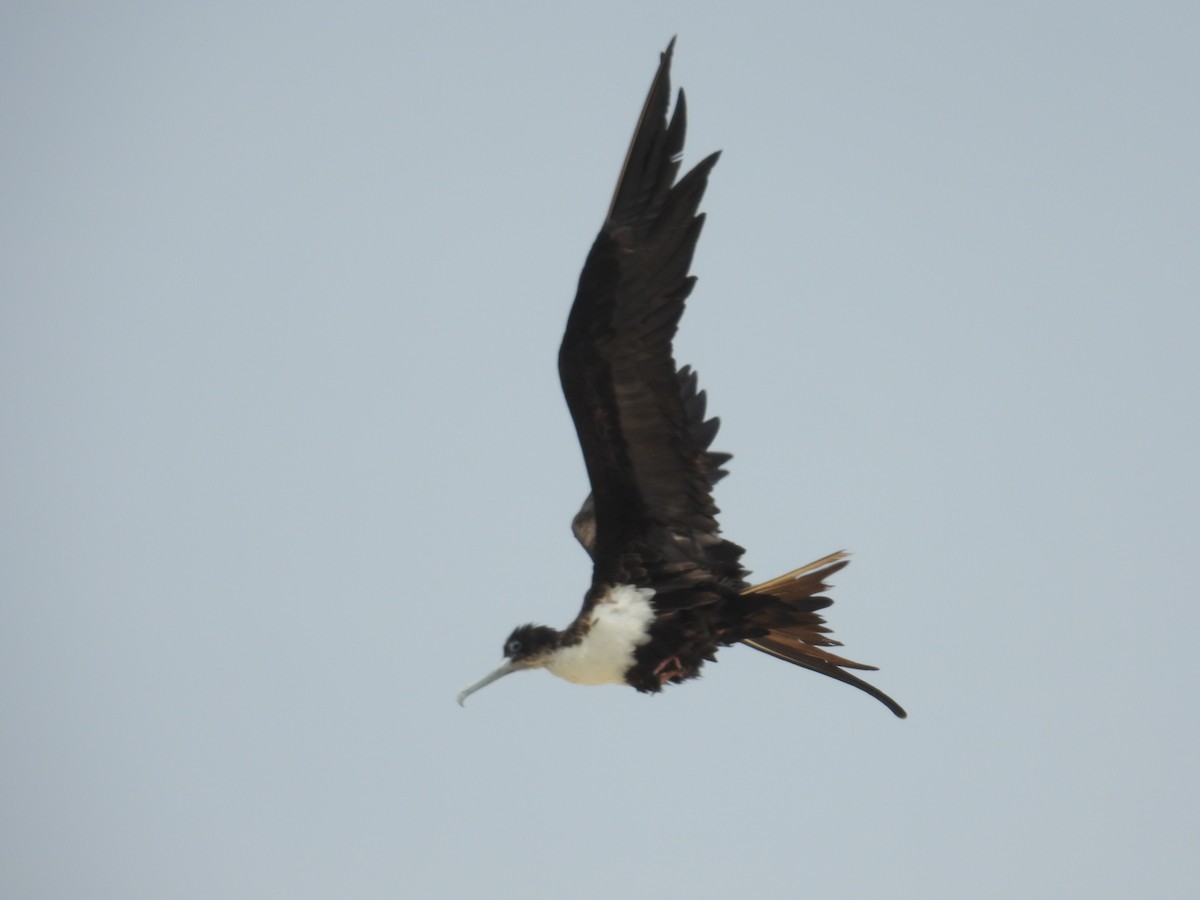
[546,584,656,686]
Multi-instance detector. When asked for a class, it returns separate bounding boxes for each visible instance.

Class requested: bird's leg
[653,655,685,685]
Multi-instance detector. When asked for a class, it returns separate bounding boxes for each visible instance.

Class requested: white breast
[545,584,656,686]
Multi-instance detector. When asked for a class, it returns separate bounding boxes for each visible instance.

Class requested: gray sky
[3,2,1198,898]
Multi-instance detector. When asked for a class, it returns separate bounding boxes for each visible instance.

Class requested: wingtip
[605,37,680,224]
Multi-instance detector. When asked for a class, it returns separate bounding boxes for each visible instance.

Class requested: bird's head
[456,624,561,705]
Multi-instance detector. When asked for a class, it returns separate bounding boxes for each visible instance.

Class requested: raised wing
[559,40,744,587]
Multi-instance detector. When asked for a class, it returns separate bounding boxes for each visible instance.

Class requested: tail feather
[751,631,873,669]
[739,551,907,718]
[745,550,849,599]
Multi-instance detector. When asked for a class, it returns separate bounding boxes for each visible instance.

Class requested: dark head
[501,624,560,664]
[456,623,562,706]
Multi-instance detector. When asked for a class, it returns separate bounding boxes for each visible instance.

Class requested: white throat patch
[545,584,656,686]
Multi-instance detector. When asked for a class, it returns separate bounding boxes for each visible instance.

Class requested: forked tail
[740,551,907,718]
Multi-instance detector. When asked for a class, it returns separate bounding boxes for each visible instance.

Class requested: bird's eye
[505,639,522,657]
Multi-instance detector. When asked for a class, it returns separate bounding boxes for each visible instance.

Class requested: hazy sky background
[3,2,1198,898]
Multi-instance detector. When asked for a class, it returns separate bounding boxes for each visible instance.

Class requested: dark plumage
[458,40,905,718]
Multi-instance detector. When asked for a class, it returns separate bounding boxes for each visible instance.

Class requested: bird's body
[457,40,906,718]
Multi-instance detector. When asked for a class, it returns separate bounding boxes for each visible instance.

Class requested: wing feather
[571,365,730,554]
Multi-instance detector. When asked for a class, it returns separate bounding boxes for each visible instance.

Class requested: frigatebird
[457,40,906,718]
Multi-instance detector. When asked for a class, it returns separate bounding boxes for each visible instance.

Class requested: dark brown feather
[741,552,908,717]
[571,365,730,553]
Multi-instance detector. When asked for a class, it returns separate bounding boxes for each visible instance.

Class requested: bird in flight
[457,40,905,718]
